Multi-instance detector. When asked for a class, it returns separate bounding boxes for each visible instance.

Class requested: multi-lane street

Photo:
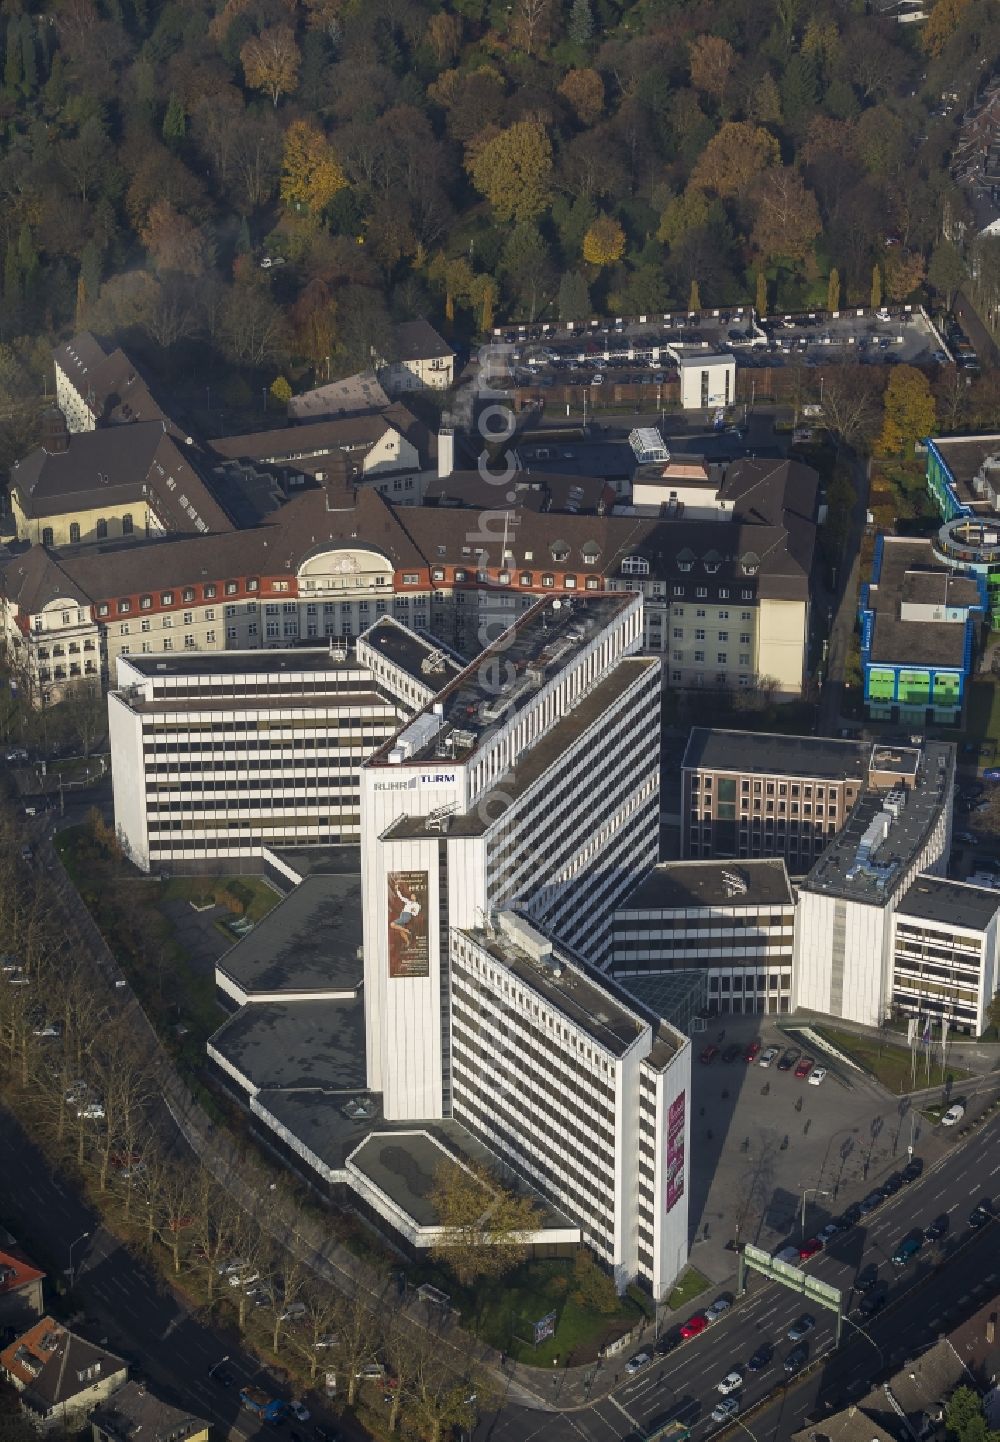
[476,1108,1000,1442]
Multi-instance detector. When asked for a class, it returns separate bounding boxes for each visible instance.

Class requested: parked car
[744,1039,762,1063]
[680,1314,707,1340]
[711,1398,740,1425]
[901,1157,924,1183]
[289,1402,311,1423]
[758,1047,779,1068]
[924,1215,949,1242]
[941,1103,965,1126]
[772,1245,800,1265]
[839,1203,862,1229]
[786,1315,815,1342]
[657,1329,682,1356]
[859,1291,887,1319]
[955,832,978,846]
[859,1189,884,1214]
[716,1370,743,1395]
[969,1200,994,1228]
[625,1351,651,1375]
[794,1056,814,1080]
[798,1238,822,1261]
[77,1101,105,1121]
[777,1047,801,1072]
[817,1222,840,1244]
[856,1264,879,1292]
[881,1172,905,1197]
[705,1297,731,1324]
[281,1303,307,1323]
[808,1066,828,1086]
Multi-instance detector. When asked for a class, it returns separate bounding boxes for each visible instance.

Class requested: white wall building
[676,354,736,410]
[109,620,462,871]
[892,876,1000,1037]
[794,742,955,1026]
[611,860,797,1015]
[450,913,690,1297]
[359,592,661,1123]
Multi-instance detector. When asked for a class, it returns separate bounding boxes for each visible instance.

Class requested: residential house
[91,1380,209,1442]
[1,1318,127,1431]
[378,319,455,396]
[0,1241,44,1329]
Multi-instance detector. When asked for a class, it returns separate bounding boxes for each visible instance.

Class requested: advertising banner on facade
[666,1091,686,1213]
[387,870,429,979]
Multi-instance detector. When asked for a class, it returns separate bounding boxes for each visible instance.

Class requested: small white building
[676,353,736,410]
[378,319,455,397]
[892,876,1000,1036]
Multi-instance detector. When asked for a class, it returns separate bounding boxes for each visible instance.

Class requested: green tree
[928,240,967,311]
[827,267,840,314]
[570,1247,619,1313]
[878,365,937,456]
[162,92,186,148]
[689,278,701,311]
[986,989,1000,1034]
[945,1387,988,1442]
[657,188,710,247]
[780,52,818,136]
[871,264,882,312]
[568,0,593,47]
[467,120,553,225]
[558,270,590,321]
[269,375,292,407]
[20,16,36,97]
[236,216,251,254]
[4,17,21,94]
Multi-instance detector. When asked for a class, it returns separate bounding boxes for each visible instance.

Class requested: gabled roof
[392,318,455,363]
[209,403,435,473]
[0,546,90,613]
[90,1380,208,1442]
[288,370,390,422]
[1,1317,125,1412]
[0,1246,44,1296]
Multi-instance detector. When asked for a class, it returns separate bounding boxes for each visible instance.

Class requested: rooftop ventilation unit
[341,1096,377,1120]
[420,648,448,675]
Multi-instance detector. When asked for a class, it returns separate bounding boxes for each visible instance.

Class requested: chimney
[40,407,70,456]
[438,425,455,481]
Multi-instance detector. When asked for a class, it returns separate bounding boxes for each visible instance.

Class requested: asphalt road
[474,1109,1000,1442]
[0,1109,356,1442]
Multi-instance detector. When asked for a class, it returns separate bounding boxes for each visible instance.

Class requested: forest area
[0,0,997,459]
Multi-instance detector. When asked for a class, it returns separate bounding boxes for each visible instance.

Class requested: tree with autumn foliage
[140,200,207,277]
[280,121,347,220]
[883,249,926,302]
[878,365,937,457]
[466,120,553,225]
[558,68,604,126]
[583,215,626,267]
[689,35,736,104]
[751,167,822,263]
[690,121,780,198]
[241,26,300,107]
[921,0,971,56]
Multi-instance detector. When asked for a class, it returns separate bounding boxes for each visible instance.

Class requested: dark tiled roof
[90,1381,208,1442]
[1,1318,125,1411]
[392,318,454,362]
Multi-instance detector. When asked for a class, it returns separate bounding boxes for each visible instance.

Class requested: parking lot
[493,306,951,389]
[685,1015,955,1286]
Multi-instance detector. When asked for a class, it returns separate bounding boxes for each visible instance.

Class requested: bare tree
[293,1280,344,1382]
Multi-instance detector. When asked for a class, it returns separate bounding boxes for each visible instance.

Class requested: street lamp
[800,1186,830,1239]
[67,1230,89,1289]
[840,1310,885,1368]
[208,1354,230,1379]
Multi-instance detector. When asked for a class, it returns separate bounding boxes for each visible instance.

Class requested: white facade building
[794,742,955,1026]
[109,620,462,871]
[360,592,661,1122]
[450,913,690,1296]
[676,354,736,410]
[612,860,796,1015]
[892,876,1000,1037]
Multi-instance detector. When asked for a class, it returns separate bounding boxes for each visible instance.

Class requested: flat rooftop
[348,1123,574,1232]
[385,657,657,839]
[209,998,366,1092]
[121,647,356,679]
[254,1086,384,1174]
[618,859,794,912]
[801,741,955,905]
[683,727,869,781]
[119,686,390,716]
[271,845,362,880]
[369,594,632,767]
[360,617,463,688]
[930,434,1000,494]
[462,922,660,1060]
[896,874,1000,930]
[216,873,363,997]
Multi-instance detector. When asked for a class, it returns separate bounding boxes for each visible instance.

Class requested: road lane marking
[608,1394,640,1429]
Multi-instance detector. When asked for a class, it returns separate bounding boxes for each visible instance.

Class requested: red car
[744,1039,762,1063]
[798,1238,822,1260]
[794,1056,815,1080]
[680,1313,708,1340]
[700,1044,719,1065]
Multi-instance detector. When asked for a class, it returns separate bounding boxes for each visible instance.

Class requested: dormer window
[582,543,600,566]
[741,551,761,576]
[621,555,649,577]
[703,549,721,575]
[550,541,570,563]
[676,547,696,574]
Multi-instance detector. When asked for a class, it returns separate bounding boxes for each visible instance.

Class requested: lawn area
[965,681,1000,760]
[666,1266,710,1312]
[814,1026,973,1096]
[408,1257,647,1367]
[55,822,278,1078]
